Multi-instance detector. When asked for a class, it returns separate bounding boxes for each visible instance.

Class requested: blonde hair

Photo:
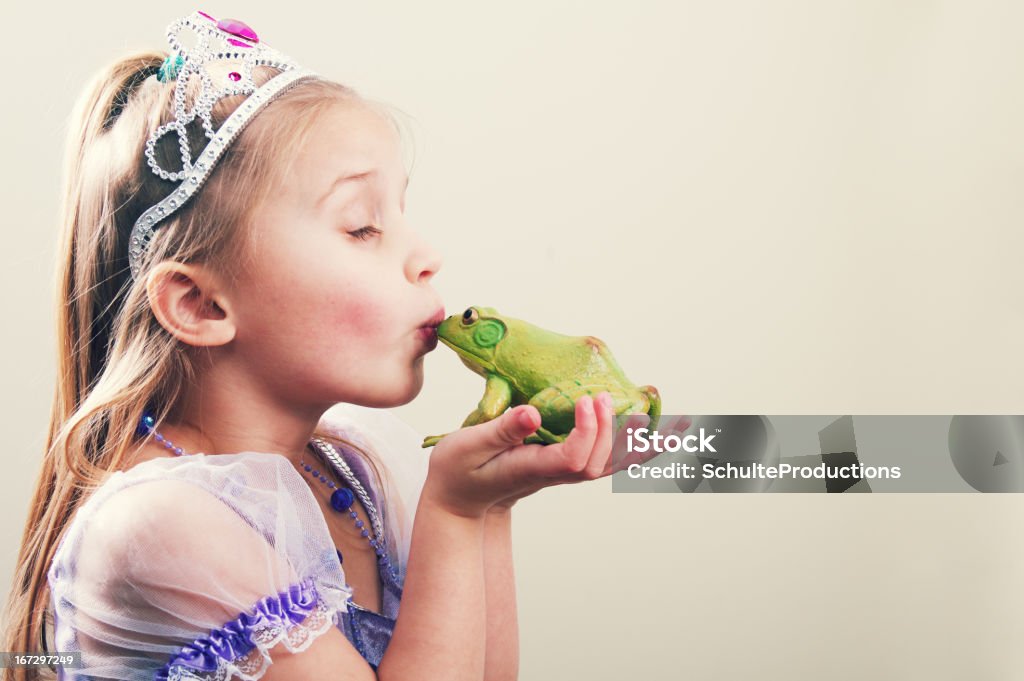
[0,50,403,680]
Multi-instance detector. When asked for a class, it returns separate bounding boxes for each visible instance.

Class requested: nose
[407,233,443,284]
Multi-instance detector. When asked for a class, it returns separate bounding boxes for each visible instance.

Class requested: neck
[151,355,334,468]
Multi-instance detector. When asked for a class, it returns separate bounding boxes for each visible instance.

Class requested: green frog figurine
[422,306,661,447]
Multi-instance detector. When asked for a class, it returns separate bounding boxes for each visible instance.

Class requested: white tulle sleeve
[46,452,355,681]
[314,403,432,579]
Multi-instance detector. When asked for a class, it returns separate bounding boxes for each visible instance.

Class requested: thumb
[470,405,541,453]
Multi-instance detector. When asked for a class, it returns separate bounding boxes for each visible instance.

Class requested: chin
[352,372,424,409]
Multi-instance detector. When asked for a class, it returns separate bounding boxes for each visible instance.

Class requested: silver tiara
[127,10,322,279]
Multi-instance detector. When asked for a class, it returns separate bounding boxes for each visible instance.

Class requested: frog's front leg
[461,374,512,427]
[422,375,512,448]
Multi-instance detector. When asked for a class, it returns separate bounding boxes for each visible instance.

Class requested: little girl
[0,11,647,681]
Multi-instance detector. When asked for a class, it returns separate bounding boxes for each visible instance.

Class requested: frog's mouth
[438,336,496,374]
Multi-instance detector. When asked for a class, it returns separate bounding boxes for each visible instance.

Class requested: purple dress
[46,405,430,680]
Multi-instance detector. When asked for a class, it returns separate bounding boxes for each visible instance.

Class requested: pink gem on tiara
[216,18,259,43]
[228,72,241,81]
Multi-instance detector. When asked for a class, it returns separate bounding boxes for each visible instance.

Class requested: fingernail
[518,408,536,429]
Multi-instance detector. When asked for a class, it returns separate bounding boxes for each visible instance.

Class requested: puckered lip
[419,307,446,329]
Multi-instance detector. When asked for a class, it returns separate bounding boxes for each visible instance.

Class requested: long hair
[0,50,401,680]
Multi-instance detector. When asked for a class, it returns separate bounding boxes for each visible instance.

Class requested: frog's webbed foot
[523,425,565,445]
[460,408,490,428]
[422,432,451,448]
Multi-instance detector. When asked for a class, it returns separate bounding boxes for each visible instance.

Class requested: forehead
[295,100,404,175]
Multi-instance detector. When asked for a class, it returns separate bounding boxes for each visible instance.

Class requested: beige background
[4,1,1023,678]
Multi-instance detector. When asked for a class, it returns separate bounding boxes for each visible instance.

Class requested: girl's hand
[487,397,692,513]
[420,391,691,519]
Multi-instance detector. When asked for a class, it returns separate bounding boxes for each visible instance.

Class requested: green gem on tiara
[157,54,185,83]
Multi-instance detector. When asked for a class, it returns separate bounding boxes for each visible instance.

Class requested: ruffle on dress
[155,577,335,681]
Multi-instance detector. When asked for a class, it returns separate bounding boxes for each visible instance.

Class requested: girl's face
[224,99,444,410]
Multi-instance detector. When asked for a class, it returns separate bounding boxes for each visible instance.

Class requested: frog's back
[496,320,631,397]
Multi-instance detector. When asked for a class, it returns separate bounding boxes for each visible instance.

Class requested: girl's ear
[144,261,237,347]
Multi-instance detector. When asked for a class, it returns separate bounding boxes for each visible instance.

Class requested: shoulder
[87,471,258,547]
[67,455,302,584]
[50,450,353,617]
[78,452,300,531]
[51,453,322,587]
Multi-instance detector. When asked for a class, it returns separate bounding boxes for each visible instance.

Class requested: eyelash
[348,226,382,241]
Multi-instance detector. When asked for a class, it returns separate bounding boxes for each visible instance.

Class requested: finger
[583,392,615,479]
[605,413,636,474]
[608,412,640,472]
[516,399,628,487]
[609,413,652,474]
[665,414,693,435]
[630,414,693,467]
[559,395,599,474]
[450,405,541,466]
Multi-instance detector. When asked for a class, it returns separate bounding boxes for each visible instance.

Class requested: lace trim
[155,577,341,681]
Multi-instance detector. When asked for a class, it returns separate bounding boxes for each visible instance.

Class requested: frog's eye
[461,308,479,325]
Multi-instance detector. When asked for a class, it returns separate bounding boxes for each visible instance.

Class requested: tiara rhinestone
[127,10,322,280]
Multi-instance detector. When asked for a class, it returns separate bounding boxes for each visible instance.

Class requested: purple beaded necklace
[137,410,397,581]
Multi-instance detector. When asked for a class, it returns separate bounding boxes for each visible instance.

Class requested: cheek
[330,292,384,337]
[238,230,402,348]
[320,275,396,343]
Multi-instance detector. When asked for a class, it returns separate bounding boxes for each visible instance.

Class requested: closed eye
[348,226,382,241]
